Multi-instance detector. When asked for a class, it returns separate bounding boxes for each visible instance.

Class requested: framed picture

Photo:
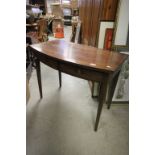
[104,28,114,50]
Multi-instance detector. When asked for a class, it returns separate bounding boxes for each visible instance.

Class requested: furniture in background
[70,20,81,43]
[26,37,33,77]
[40,13,55,34]
[70,20,78,41]
[26,22,39,33]
[62,0,79,10]
[63,7,72,26]
[29,40,128,131]
[26,19,48,81]
[29,0,47,14]
[61,0,72,25]
[50,2,64,37]
[26,19,48,43]
[26,78,30,103]
[26,3,43,33]
[26,37,33,104]
[26,4,42,28]
[70,0,78,9]
[50,2,63,18]
[37,19,48,42]
[71,8,79,31]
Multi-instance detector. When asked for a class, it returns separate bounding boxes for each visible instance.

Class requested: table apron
[33,52,108,82]
[59,62,105,82]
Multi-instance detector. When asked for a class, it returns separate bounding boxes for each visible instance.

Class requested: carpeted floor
[27,62,129,155]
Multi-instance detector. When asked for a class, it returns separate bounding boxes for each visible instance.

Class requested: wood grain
[79,0,119,47]
[30,40,127,73]
[100,0,119,21]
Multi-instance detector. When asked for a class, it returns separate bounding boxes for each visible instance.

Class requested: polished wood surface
[29,40,128,131]
[79,0,92,45]
[30,40,127,72]
[89,0,101,46]
[100,0,119,21]
[79,0,101,46]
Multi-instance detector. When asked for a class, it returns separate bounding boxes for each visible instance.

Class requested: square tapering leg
[36,59,43,98]
[107,71,120,109]
[94,77,108,131]
[58,70,62,87]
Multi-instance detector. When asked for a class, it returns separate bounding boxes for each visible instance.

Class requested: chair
[26,19,48,44]
[26,19,48,83]
[37,19,48,42]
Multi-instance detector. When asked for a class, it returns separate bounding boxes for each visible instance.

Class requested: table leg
[36,59,43,98]
[94,77,108,131]
[58,70,62,87]
[107,71,120,109]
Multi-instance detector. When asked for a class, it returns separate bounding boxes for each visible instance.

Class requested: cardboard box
[71,0,78,9]
[50,3,63,17]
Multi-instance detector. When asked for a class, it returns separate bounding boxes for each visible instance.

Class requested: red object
[104,28,114,50]
[55,25,64,38]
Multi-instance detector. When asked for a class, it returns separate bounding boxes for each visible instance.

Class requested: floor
[27,64,129,155]
[26,26,129,155]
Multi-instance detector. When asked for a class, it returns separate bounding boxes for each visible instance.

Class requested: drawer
[59,63,103,82]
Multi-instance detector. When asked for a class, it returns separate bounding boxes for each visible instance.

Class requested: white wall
[26,0,29,5]
[114,0,129,46]
[98,0,129,49]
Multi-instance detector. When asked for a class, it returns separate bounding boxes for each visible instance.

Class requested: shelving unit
[29,0,47,14]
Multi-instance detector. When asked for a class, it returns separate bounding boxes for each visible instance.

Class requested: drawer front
[59,63,103,82]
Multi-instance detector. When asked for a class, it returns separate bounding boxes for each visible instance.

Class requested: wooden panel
[79,0,93,45]
[83,0,92,45]
[100,0,119,21]
[79,0,119,47]
[89,0,101,46]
